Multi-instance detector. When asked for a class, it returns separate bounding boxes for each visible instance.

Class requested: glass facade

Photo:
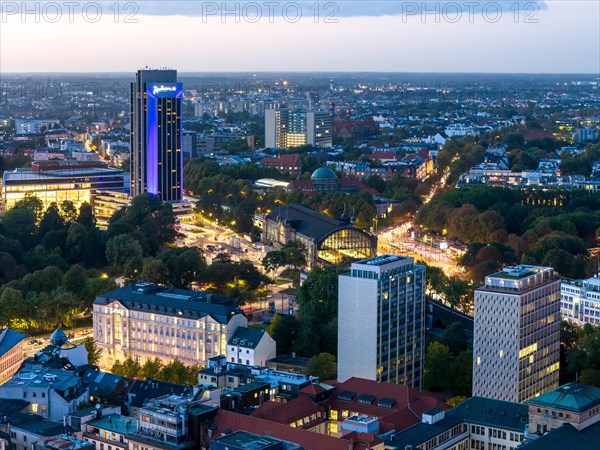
[375,263,426,386]
[318,229,376,264]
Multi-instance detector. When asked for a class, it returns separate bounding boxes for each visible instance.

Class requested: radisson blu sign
[145,82,183,196]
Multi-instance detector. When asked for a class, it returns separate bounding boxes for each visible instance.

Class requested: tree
[83,336,102,365]
[292,321,323,357]
[268,314,299,355]
[262,251,287,274]
[307,353,337,381]
[296,265,343,324]
[2,205,38,249]
[63,264,89,296]
[159,360,198,385]
[65,222,89,263]
[21,266,64,294]
[106,234,143,279]
[450,350,473,397]
[441,322,468,356]
[424,342,453,391]
[141,258,169,285]
[0,252,20,284]
[281,240,308,271]
[111,357,142,378]
[159,247,206,288]
[140,358,165,379]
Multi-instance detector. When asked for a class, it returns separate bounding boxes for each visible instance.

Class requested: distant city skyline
[0,1,598,73]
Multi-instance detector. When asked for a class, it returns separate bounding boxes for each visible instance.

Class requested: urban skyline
[0,2,599,448]
[1,2,599,73]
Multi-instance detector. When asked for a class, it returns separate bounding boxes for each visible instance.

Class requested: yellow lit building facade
[2,167,126,212]
[92,283,247,369]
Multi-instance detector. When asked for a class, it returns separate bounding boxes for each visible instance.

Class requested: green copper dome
[311,167,337,179]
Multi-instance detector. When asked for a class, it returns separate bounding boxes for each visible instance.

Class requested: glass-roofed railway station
[261,204,377,266]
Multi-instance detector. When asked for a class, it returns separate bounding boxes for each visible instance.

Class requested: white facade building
[445,124,476,137]
[226,327,276,367]
[337,255,426,388]
[92,283,247,369]
[561,276,600,326]
[15,119,59,135]
[473,265,561,403]
[0,368,88,422]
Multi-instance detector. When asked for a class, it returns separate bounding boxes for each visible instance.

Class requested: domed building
[287,166,375,195]
[310,167,339,191]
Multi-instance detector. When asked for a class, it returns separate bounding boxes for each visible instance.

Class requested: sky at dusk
[1,1,599,73]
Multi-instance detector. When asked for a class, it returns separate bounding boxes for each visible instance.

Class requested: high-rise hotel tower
[130,69,183,202]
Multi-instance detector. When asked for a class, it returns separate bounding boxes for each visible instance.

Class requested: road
[376,160,467,277]
[378,225,464,277]
[22,326,94,357]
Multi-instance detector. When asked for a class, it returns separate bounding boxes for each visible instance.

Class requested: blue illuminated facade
[131,70,183,202]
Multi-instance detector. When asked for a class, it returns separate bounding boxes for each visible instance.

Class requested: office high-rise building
[264,108,288,149]
[307,111,333,148]
[473,265,560,403]
[265,108,332,149]
[338,255,426,388]
[130,69,183,202]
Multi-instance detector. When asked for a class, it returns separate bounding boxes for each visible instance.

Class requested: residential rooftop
[445,396,529,432]
[86,414,138,435]
[528,383,600,413]
[212,430,297,450]
[521,421,600,450]
[228,327,266,349]
[0,328,26,357]
[386,416,464,449]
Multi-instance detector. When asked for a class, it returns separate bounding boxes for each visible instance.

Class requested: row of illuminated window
[4,184,92,192]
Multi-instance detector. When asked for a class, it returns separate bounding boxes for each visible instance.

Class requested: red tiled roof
[287,179,314,189]
[213,409,351,450]
[250,397,324,424]
[417,148,430,159]
[260,154,302,166]
[369,151,398,160]
[518,128,556,141]
[299,383,328,396]
[224,378,451,450]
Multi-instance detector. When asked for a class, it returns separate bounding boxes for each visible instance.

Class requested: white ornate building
[93,283,247,369]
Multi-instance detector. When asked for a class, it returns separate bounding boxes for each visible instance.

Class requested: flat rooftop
[479,265,558,293]
[86,414,138,435]
[356,255,409,267]
[213,430,284,449]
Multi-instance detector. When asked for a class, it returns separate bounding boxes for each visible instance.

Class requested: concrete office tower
[338,255,426,388]
[473,265,561,403]
[130,69,183,202]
